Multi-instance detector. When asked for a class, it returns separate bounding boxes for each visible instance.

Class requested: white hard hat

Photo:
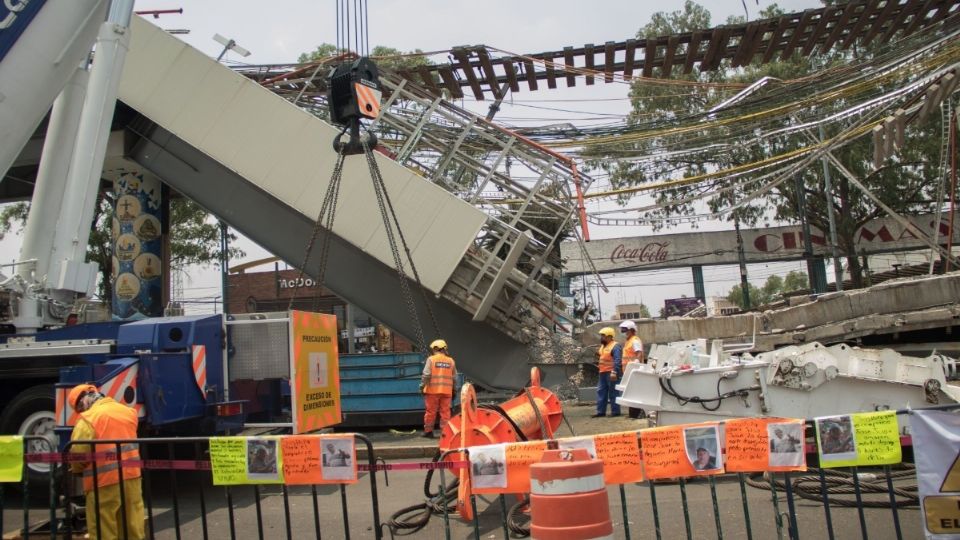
[619,320,636,331]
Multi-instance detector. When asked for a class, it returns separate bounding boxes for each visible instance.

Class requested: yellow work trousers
[85,477,145,540]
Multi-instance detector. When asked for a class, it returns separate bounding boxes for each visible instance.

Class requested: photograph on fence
[320,436,355,481]
[684,425,723,473]
[247,438,281,481]
[470,444,507,489]
[816,415,857,463]
[558,436,597,459]
[768,422,804,468]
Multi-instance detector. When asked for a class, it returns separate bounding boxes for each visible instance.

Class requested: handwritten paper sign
[282,435,357,485]
[281,436,322,485]
[210,437,247,485]
[725,418,806,472]
[0,436,23,483]
[816,411,900,468]
[210,437,285,485]
[469,441,549,494]
[594,431,643,484]
[640,426,695,479]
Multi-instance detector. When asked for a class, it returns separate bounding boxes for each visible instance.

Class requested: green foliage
[583,1,946,288]
[0,195,244,302]
[726,270,809,309]
[298,42,433,71]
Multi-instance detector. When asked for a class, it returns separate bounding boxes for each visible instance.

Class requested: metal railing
[1,406,956,539]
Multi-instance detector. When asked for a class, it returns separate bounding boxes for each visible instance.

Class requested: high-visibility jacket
[598,341,620,373]
[70,397,141,491]
[422,353,457,394]
[624,335,645,363]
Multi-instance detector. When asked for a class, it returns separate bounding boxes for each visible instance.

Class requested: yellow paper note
[816,411,901,468]
[210,437,247,486]
[0,436,23,483]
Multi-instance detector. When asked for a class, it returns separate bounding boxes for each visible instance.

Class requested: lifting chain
[289,126,440,353]
[362,137,441,351]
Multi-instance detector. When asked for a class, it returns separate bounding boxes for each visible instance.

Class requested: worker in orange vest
[420,339,458,438]
[619,320,645,364]
[619,320,646,419]
[593,327,623,417]
[68,383,145,540]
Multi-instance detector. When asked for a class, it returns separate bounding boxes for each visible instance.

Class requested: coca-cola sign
[610,242,670,265]
[561,213,960,275]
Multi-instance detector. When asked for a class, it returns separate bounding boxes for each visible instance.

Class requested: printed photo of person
[684,425,723,472]
[247,438,280,481]
[816,415,857,462]
[558,436,597,459]
[470,444,507,489]
[768,422,805,468]
[321,437,355,481]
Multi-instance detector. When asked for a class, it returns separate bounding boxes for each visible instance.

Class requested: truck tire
[0,385,57,487]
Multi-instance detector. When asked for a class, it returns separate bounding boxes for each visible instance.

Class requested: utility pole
[734,215,751,310]
[820,125,844,290]
[219,220,229,314]
[794,174,827,293]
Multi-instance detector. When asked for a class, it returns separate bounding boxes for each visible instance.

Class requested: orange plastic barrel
[529,448,613,540]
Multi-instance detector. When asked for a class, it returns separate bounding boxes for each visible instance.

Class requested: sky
[1,0,832,318]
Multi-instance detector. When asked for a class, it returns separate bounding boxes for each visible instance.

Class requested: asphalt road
[3,462,924,539]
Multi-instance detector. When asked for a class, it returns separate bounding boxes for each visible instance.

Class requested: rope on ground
[746,464,919,508]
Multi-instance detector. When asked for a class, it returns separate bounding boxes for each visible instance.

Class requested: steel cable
[746,465,919,508]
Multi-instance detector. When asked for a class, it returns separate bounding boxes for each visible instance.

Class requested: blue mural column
[112,171,164,319]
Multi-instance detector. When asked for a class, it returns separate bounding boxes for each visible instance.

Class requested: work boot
[422,431,434,438]
[590,413,606,418]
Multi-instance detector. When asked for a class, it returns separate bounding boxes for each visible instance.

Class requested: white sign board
[912,409,960,538]
[561,214,960,275]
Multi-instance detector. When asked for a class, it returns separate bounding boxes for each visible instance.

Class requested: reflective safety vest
[423,353,456,394]
[598,341,616,373]
[624,335,644,364]
[73,397,141,491]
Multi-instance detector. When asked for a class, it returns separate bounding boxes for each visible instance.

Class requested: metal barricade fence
[0,407,954,539]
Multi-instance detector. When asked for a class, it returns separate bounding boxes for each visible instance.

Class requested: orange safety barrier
[529,448,612,540]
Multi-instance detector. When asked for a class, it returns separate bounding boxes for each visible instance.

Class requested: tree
[299,43,433,72]
[0,195,244,302]
[726,270,810,309]
[584,1,947,288]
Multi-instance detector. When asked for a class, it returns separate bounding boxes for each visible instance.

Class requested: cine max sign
[562,214,960,275]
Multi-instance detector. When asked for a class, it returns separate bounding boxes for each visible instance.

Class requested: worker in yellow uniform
[593,327,623,417]
[619,320,646,419]
[68,383,145,540]
[420,339,457,438]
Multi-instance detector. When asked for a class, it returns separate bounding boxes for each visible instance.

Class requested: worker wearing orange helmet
[68,383,144,540]
[593,327,623,417]
[420,339,457,438]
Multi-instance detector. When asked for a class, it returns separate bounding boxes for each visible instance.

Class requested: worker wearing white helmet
[619,320,645,365]
[420,339,457,438]
[619,320,647,419]
[593,327,623,418]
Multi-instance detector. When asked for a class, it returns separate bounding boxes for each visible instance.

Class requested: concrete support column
[692,265,705,300]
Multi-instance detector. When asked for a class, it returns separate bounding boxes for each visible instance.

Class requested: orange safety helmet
[68,383,98,409]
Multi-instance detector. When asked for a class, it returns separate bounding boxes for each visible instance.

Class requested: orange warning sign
[354,82,382,119]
